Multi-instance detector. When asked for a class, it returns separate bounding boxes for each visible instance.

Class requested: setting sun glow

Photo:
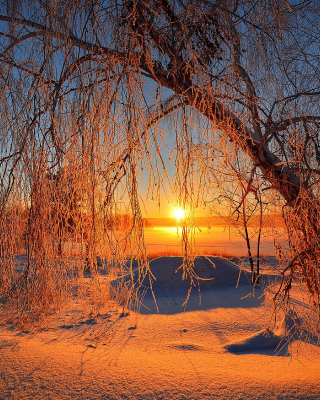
[173,207,185,221]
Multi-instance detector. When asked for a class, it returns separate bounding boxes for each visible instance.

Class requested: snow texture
[0,256,320,399]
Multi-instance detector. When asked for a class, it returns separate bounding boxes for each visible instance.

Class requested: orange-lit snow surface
[1,257,320,399]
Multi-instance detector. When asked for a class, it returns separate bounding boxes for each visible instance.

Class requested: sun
[173,207,185,221]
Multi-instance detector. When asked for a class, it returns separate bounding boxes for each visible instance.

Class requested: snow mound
[225,311,319,355]
[224,312,294,356]
[225,329,285,355]
[112,256,269,314]
[139,256,253,292]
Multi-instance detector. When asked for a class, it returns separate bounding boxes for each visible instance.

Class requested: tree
[1,0,320,323]
[204,148,268,284]
[45,168,82,256]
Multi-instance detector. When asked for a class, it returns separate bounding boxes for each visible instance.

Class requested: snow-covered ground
[1,256,320,399]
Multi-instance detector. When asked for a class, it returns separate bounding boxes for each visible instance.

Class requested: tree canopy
[1,0,320,324]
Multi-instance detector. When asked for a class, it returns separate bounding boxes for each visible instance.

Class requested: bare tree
[205,150,268,284]
[1,0,320,324]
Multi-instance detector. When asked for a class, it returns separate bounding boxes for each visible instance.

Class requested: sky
[130,136,209,219]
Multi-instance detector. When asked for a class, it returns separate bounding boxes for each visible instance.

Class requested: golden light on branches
[0,0,319,335]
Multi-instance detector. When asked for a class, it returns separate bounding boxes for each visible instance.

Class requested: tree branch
[267,116,320,136]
